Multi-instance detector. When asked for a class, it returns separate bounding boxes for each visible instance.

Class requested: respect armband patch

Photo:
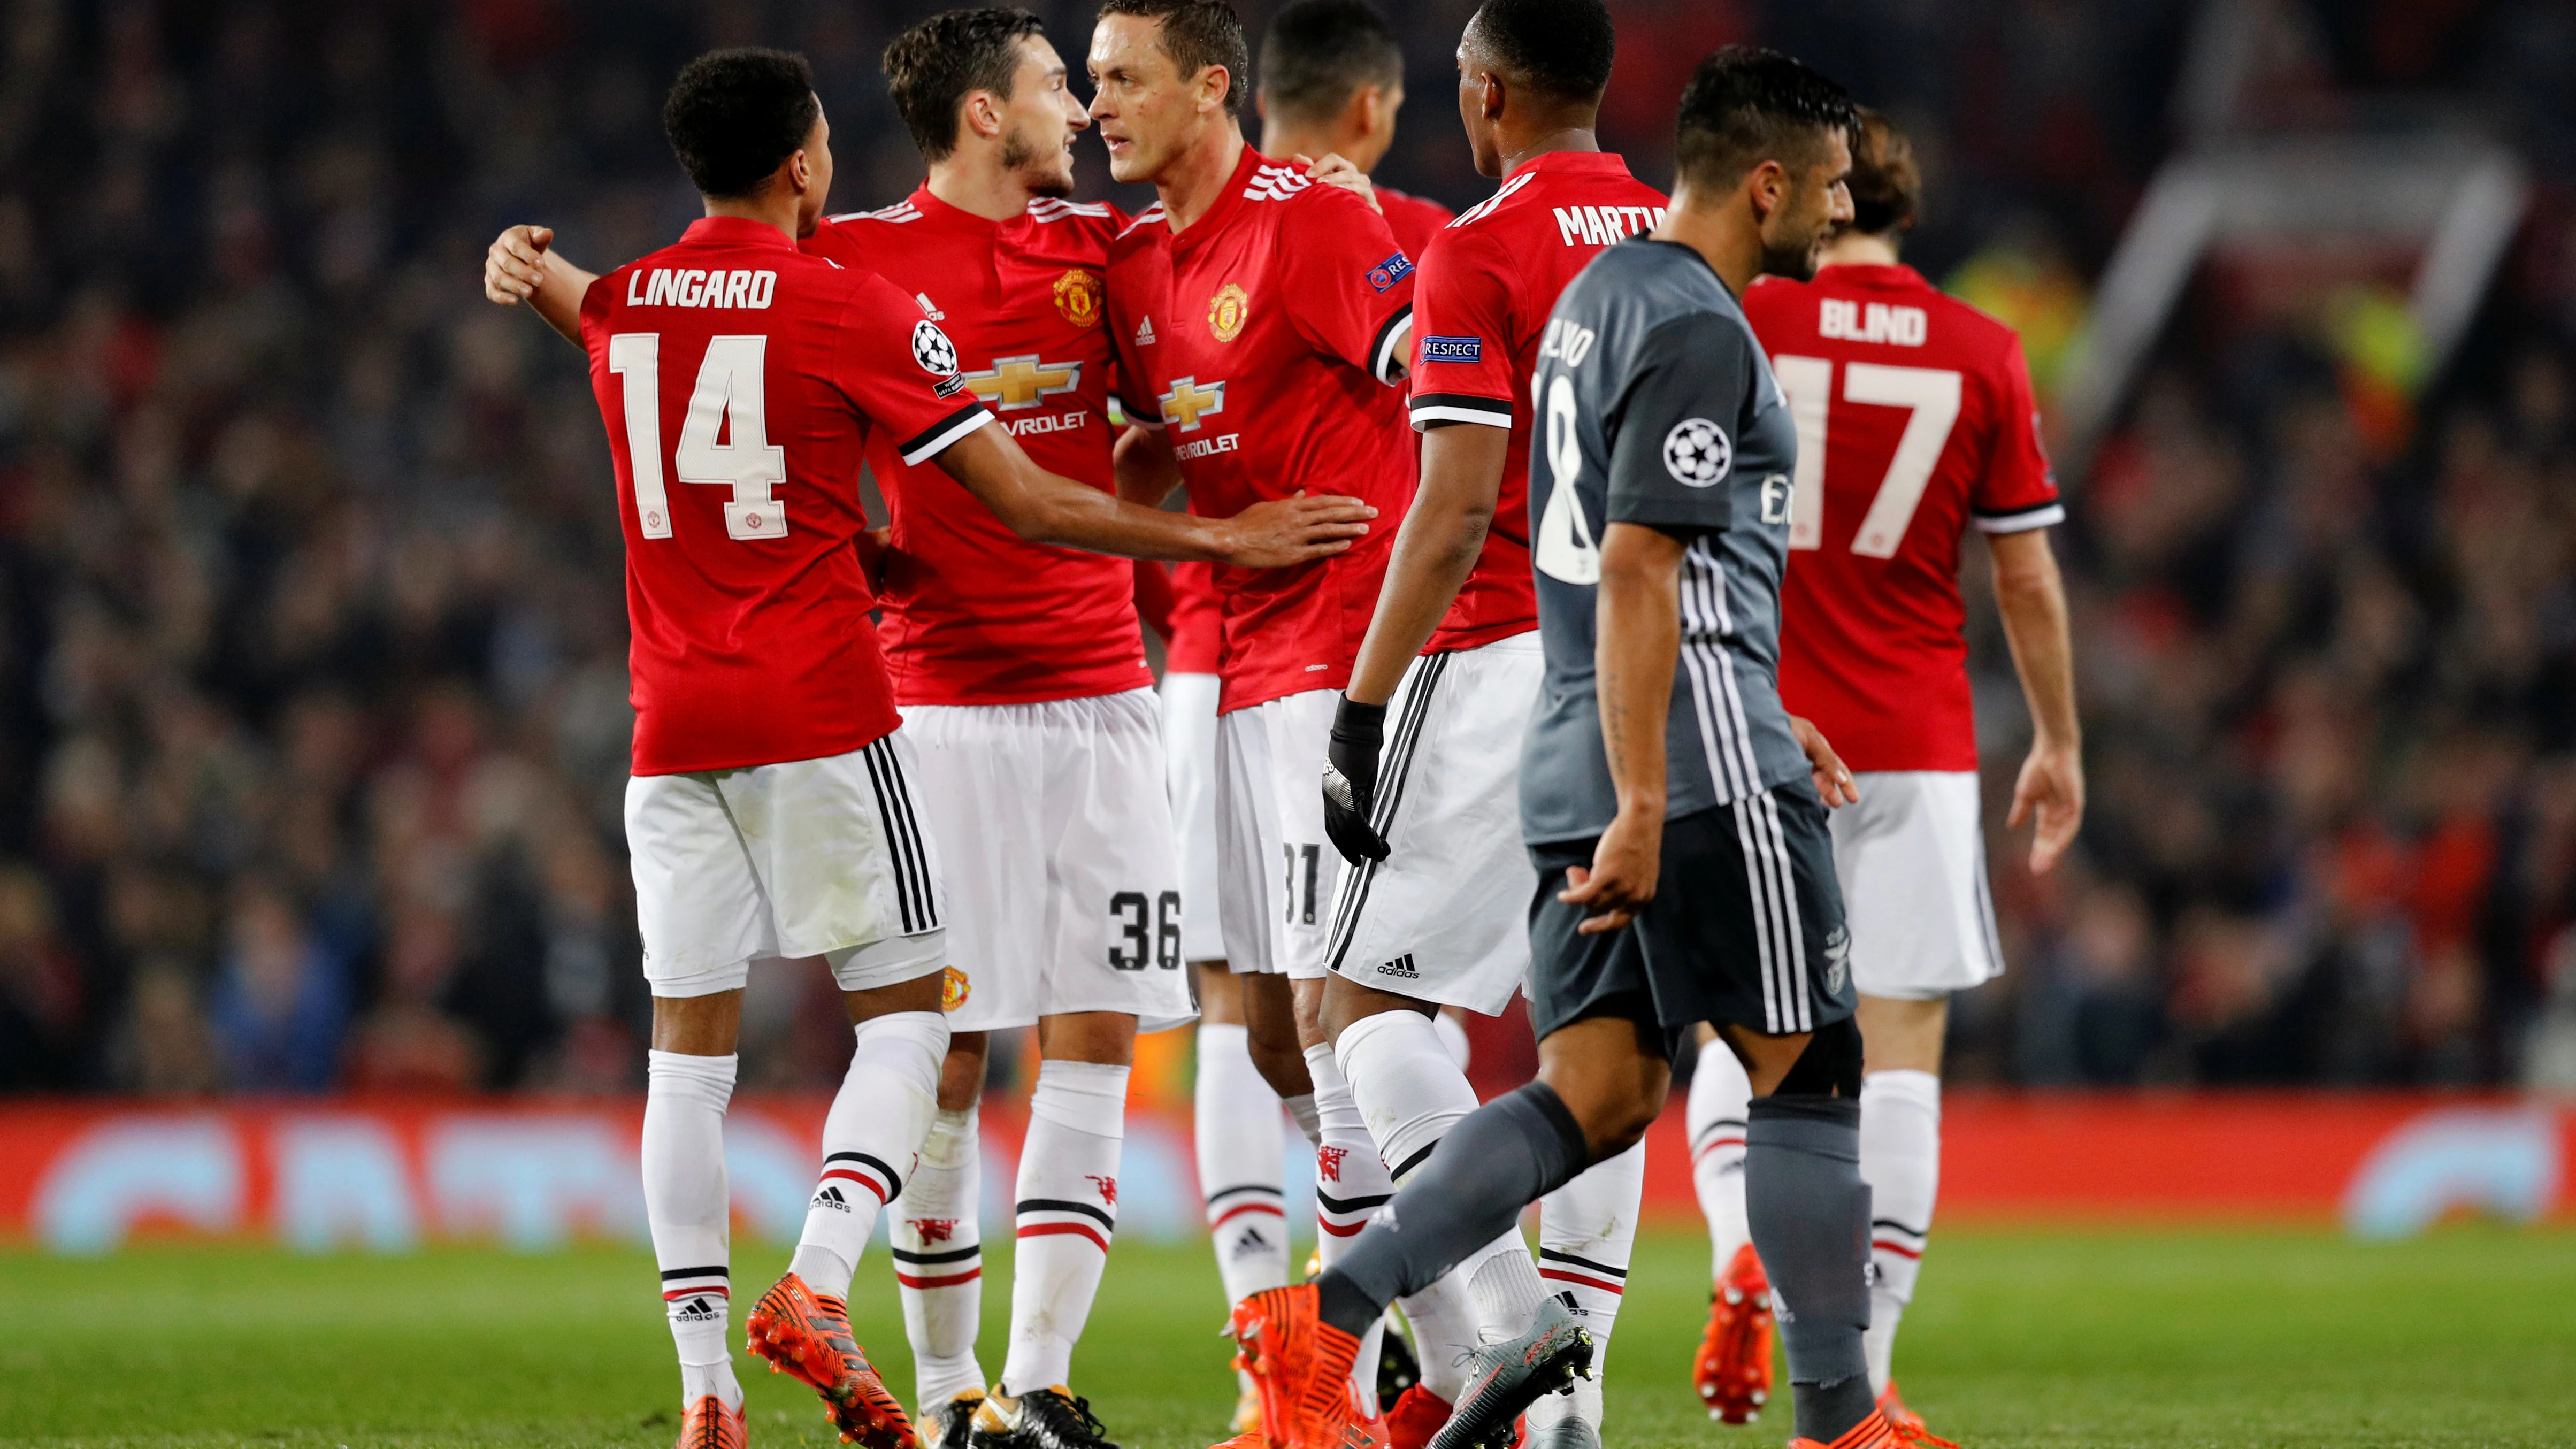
[1366,252,1414,293]
[1419,335,1484,363]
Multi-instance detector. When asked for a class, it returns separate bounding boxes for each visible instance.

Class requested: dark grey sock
[1745,1095,1873,1444]
[1316,1083,1589,1338]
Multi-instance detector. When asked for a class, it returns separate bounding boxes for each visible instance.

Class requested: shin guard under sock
[1745,1095,1872,1444]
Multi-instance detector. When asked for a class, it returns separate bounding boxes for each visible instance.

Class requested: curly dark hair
[661,48,821,200]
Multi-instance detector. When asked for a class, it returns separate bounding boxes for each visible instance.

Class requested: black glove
[1322,694,1390,865]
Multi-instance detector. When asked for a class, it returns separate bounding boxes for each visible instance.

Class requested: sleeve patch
[1366,252,1414,293]
[1420,335,1484,364]
[1662,419,1731,488]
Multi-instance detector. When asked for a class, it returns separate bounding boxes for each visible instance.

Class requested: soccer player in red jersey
[1253,1,1455,258]
[1301,5,1662,1444]
[1694,109,2083,1444]
[1085,0,1419,1422]
[484,46,1371,1449]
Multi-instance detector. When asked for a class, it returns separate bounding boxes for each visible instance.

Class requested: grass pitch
[0,1225,2569,1447]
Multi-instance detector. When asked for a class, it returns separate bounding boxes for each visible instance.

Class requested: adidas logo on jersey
[915,292,945,320]
[1376,954,1420,980]
[1135,316,1156,346]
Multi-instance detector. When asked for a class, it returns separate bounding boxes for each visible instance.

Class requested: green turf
[0,1225,2569,1446]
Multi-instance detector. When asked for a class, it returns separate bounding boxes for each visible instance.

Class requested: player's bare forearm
[938,427,1373,566]
[1990,526,2085,868]
[1345,423,1508,706]
[1989,529,2079,750]
[1113,425,1184,507]
[1596,523,1684,821]
[482,225,595,346]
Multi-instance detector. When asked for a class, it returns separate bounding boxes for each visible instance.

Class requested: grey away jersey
[1519,237,1809,845]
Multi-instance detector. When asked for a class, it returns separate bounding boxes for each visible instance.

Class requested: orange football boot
[744,1271,915,1449]
[676,1396,748,1449]
[1876,1382,1959,1448]
[1382,1384,1451,1449]
[1693,1244,1773,1423]
[1789,1408,1897,1449]
[1224,1284,1373,1449]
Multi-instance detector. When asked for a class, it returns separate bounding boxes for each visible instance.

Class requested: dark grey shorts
[1527,781,1854,1058]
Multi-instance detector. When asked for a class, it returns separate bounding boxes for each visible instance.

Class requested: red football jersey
[1747,263,2063,772]
[1106,145,1417,714]
[1375,185,1454,266]
[1162,559,1223,674]
[580,216,992,775]
[1405,151,1667,651]
[808,190,1151,707]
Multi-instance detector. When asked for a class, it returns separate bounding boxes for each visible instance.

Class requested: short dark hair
[1098,0,1250,117]
[1843,107,1920,235]
[1259,1,1404,126]
[662,48,821,200]
[1672,45,1857,194]
[884,9,1048,164]
[1465,0,1616,104]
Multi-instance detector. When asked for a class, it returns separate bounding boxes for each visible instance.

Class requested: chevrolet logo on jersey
[1159,376,1226,431]
[962,355,1080,409]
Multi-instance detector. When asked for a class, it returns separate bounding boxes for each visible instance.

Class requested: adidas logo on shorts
[1376,954,1420,980]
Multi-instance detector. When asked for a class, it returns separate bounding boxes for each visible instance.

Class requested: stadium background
[1,0,2574,1264]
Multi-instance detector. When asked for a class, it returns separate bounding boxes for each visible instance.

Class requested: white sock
[1196,1024,1290,1307]
[1468,1249,1546,1341]
[645,1049,743,1411]
[1002,1059,1130,1394]
[1534,1141,1644,1431]
[1339,1005,1535,1361]
[1305,1042,1394,1414]
[1283,1090,1321,1148]
[894,1106,985,1409]
[1688,1033,1754,1281]
[1336,1009,1522,1399]
[1860,1069,1941,1396]
[791,1011,948,1297]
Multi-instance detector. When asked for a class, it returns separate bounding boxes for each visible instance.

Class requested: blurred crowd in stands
[2,0,2573,1097]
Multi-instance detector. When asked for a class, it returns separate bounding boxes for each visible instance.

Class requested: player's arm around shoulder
[1280,180,1417,385]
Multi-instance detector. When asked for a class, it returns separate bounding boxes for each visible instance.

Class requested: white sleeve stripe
[898,404,994,466]
[1972,503,2065,534]
[1409,404,1513,432]
[1370,305,1415,385]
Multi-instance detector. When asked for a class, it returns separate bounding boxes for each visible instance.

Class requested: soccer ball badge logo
[911,320,960,375]
[1662,417,1731,487]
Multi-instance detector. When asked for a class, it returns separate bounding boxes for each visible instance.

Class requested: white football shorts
[1834,769,2005,1000]
[1214,687,1342,978]
[901,687,1195,1033]
[1324,634,1544,1014]
[626,732,947,999]
[1160,671,1227,963]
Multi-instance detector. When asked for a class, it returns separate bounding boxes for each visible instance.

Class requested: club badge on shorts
[1054,268,1104,328]
[1208,282,1249,342]
[941,966,971,1011]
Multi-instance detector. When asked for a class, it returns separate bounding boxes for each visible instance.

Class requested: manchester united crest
[1208,282,1249,342]
[941,966,970,1011]
[1053,268,1105,328]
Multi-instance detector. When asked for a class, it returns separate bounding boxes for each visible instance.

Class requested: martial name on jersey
[1405,151,1667,653]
